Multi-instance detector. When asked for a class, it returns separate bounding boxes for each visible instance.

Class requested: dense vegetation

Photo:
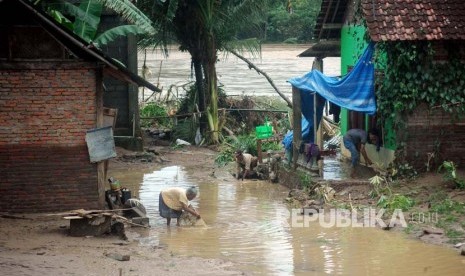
[263,0,321,43]
[237,0,322,43]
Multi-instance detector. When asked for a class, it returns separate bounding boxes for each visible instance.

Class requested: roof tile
[362,0,465,41]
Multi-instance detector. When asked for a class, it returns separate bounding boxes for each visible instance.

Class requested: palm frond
[94,0,156,35]
[223,38,261,59]
[222,0,267,34]
[165,0,179,20]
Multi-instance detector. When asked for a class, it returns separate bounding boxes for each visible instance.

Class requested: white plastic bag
[176,138,191,146]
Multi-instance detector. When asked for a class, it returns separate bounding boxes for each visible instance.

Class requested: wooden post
[257,139,262,163]
[313,92,317,144]
[312,57,324,177]
[127,33,140,138]
[292,86,302,170]
[96,67,106,209]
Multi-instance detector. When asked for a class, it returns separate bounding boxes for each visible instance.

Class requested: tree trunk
[204,34,219,144]
[192,58,207,134]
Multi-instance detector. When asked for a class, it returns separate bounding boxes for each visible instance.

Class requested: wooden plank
[103,107,118,130]
[47,208,133,217]
[63,216,84,220]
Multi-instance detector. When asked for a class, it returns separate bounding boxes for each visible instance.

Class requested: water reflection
[138,166,198,225]
[116,165,465,275]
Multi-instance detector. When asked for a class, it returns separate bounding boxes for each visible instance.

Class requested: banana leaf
[93,0,155,34]
[93,25,146,46]
[74,0,102,42]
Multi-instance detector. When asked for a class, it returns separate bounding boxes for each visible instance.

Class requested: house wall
[339,24,395,169]
[340,24,367,135]
[0,62,102,213]
[405,104,465,169]
[99,13,140,137]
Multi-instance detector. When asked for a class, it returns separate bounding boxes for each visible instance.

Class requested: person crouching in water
[235,149,258,180]
[343,128,380,178]
[159,186,201,226]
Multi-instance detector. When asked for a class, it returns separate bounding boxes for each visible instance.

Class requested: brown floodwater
[129,45,465,274]
[111,165,465,275]
[138,44,341,99]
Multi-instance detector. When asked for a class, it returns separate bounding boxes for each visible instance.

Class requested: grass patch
[430,198,465,214]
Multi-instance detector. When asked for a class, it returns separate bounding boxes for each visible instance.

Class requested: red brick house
[297,0,465,171]
[0,0,159,212]
[361,0,465,170]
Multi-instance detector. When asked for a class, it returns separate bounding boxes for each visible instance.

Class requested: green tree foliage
[137,0,267,144]
[140,103,171,128]
[265,0,321,43]
[34,0,154,47]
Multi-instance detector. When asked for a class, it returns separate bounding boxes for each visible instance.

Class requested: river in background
[138,44,340,100]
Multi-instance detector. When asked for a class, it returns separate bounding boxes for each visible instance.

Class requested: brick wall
[405,103,465,170]
[0,62,101,213]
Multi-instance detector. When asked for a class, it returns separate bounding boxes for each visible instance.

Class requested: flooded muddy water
[111,165,465,275]
[130,45,465,274]
[139,44,341,99]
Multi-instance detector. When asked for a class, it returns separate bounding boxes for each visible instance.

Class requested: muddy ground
[280,155,465,252]
[0,146,245,276]
[1,145,464,276]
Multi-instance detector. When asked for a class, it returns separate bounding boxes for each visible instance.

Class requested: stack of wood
[54,208,146,228]
[47,208,148,237]
[58,209,115,220]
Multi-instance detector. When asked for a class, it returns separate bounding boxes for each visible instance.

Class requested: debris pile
[49,208,148,238]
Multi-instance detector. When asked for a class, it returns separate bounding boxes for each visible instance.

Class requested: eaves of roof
[16,0,160,92]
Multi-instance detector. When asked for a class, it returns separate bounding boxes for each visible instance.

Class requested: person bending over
[343,128,379,178]
[235,149,258,181]
[159,186,200,226]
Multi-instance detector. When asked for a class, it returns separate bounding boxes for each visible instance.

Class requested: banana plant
[34,0,154,48]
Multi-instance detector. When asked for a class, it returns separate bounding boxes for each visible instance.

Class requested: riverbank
[280,155,465,254]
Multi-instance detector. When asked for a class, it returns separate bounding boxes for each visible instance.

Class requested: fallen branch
[227,49,293,108]
[222,126,238,142]
[112,214,149,228]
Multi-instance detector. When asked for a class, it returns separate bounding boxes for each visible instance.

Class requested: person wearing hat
[234,150,258,180]
[159,186,200,226]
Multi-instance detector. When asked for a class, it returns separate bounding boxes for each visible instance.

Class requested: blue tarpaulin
[282,43,376,150]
